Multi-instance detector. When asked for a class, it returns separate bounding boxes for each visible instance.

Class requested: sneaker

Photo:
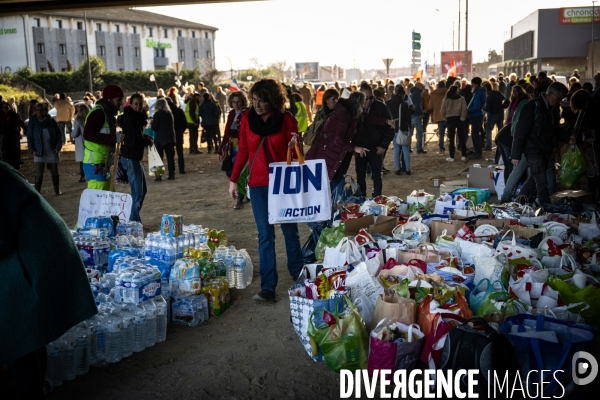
[395,170,401,175]
[446,157,455,162]
[437,151,445,155]
[468,153,482,160]
[405,170,411,176]
[417,150,428,154]
[253,289,276,302]
[461,156,468,161]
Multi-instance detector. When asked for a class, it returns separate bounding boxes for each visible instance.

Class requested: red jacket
[305,99,357,180]
[217,109,242,157]
[230,110,298,187]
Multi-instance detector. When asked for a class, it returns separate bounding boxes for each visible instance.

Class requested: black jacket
[386,94,410,132]
[151,110,176,147]
[168,102,187,136]
[460,86,473,109]
[119,106,151,161]
[511,94,561,159]
[484,90,509,115]
[536,80,550,97]
[353,99,394,150]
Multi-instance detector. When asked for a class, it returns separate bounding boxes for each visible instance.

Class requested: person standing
[299,83,314,122]
[0,101,25,170]
[215,86,228,123]
[26,102,63,194]
[535,71,550,96]
[82,84,124,190]
[409,83,427,153]
[54,93,74,142]
[119,93,153,222]
[151,98,177,181]
[429,81,448,155]
[71,104,90,183]
[511,82,568,205]
[199,93,221,154]
[291,92,308,141]
[440,86,468,162]
[167,97,187,174]
[312,88,339,125]
[166,86,181,107]
[8,97,18,113]
[467,77,487,159]
[421,87,431,135]
[354,83,395,196]
[483,82,509,151]
[227,79,303,302]
[387,85,412,175]
[185,93,202,154]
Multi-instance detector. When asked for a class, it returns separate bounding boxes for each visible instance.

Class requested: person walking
[26,102,63,194]
[82,84,124,190]
[0,101,25,170]
[218,91,249,209]
[215,86,228,123]
[54,93,74,143]
[151,98,177,181]
[71,104,90,182]
[312,88,339,125]
[483,81,509,151]
[409,83,427,153]
[227,79,303,302]
[429,81,448,155]
[467,77,487,159]
[167,97,187,174]
[422,87,431,135]
[119,93,153,222]
[166,86,181,107]
[199,93,221,154]
[440,85,468,162]
[387,85,412,175]
[185,93,202,154]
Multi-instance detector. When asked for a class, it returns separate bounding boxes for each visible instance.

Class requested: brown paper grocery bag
[431,220,462,242]
[371,294,416,330]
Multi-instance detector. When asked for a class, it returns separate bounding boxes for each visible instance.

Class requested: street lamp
[223,56,234,80]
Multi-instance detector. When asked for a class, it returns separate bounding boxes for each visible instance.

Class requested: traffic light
[412,32,421,50]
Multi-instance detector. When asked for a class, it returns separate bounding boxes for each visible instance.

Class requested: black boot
[34,176,43,193]
[52,175,61,195]
[167,172,175,180]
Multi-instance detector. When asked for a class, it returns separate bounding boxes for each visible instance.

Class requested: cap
[102,84,125,100]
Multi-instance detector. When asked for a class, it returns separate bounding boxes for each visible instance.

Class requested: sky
[142,0,593,73]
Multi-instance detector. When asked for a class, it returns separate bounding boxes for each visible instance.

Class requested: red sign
[441,51,472,74]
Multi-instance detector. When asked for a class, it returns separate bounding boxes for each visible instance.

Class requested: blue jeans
[469,115,484,155]
[486,113,504,148]
[249,186,304,293]
[501,153,528,203]
[411,115,424,151]
[437,121,447,151]
[121,157,147,222]
[393,132,411,172]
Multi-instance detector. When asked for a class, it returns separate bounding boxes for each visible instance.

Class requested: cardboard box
[552,190,593,205]
[439,179,468,195]
[428,177,446,187]
[345,215,398,236]
[467,166,500,194]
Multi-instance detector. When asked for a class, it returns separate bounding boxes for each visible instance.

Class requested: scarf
[248,107,284,137]
[29,114,54,130]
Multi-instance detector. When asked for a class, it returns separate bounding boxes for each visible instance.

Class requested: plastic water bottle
[90,312,108,367]
[234,251,247,289]
[200,293,209,322]
[154,295,168,343]
[105,311,123,363]
[132,303,147,352]
[74,326,90,376]
[164,237,177,265]
[119,305,134,358]
[190,296,202,326]
[144,300,157,348]
[161,278,171,322]
[78,227,109,237]
[62,330,77,380]
[46,340,65,386]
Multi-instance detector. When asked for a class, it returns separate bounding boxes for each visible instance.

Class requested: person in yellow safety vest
[291,92,308,134]
[82,84,125,190]
[184,92,202,154]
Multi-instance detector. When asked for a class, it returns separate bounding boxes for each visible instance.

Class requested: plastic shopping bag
[315,224,346,262]
[147,144,164,177]
[367,319,424,375]
[559,146,586,188]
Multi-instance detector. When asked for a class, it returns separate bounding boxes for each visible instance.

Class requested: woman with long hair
[166,86,180,107]
[227,79,303,302]
[312,88,339,125]
[218,91,249,209]
[151,98,176,181]
[71,103,90,182]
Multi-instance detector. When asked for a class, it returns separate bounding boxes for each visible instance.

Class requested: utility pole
[453,21,455,50]
[458,0,461,52]
[84,11,93,93]
[593,1,597,80]
[464,0,469,78]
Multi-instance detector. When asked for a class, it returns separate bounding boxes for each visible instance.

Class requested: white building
[0,8,217,73]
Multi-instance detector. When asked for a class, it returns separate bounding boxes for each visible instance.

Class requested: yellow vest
[185,100,199,124]
[295,101,308,133]
[83,105,112,165]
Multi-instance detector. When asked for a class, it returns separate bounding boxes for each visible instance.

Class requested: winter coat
[71,119,85,162]
[409,87,423,116]
[386,94,411,132]
[120,106,151,161]
[0,162,97,365]
[428,87,448,123]
[230,110,298,188]
[511,94,561,160]
[151,109,176,147]
[218,109,244,157]
[441,94,468,121]
[353,99,394,150]
[168,102,187,136]
[26,115,63,155]
[54,99,74,122]
[422,91,431,113]
[199,99,221,126]
[306,98,357,180]
[467,87,487,118]
[484,90,509,115]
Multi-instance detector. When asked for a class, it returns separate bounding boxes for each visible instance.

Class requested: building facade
[500,6,597,79]
[0,8,217,73]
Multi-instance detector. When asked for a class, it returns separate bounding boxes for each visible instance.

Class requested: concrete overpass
[0,0,260,16]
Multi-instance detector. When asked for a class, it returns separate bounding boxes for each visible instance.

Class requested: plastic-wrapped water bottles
[132,303,147,352]
[104,311,123,363]
[74,326,90,376]
[144,299,157,347]
[119,304,134,358]
[91,311,108,367]
[234,251,247,289]
[154,294,168,343]
[46,339,65,386]
[161,278,171,322]
[62,330,77,380]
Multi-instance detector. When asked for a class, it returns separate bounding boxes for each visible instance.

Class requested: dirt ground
[17,124,495,400]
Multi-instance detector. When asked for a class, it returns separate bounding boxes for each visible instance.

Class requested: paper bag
[371,294,416,329]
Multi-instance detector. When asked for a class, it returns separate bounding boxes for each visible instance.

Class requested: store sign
[145,39,171,49]
[560,7,600,24]
[0,28,17,35]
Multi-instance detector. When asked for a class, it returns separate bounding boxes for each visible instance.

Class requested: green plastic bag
[559,146,586,188]
[237,165,249,197]
[547,275,600,329]
[408,202,432,215]
[315,224,346,262]
[307,296,368,372]
[452,187,491,205]
[477,291,527,318]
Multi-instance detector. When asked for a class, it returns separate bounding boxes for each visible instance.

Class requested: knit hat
[102,84,125,100]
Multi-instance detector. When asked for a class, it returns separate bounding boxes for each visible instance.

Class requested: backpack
[438,317,519,399]
[303,111,335,146]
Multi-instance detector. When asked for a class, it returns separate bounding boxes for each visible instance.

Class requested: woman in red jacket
[228,79,303,302]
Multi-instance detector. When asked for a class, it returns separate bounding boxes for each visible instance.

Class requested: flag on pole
[447,58,457,78]
[412,60,428,80]
[229,78,240,92]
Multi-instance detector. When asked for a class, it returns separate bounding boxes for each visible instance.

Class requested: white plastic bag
[323,237,362,266]
[579,212,600,241]
[455,238,494,265]
[147,144,164,177]
[345,262,385,307]
[494,230,541,261]
[473,255,505,291]
[406,190,435,206]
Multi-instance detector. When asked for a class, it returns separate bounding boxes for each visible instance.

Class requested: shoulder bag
[395,102,411,146]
